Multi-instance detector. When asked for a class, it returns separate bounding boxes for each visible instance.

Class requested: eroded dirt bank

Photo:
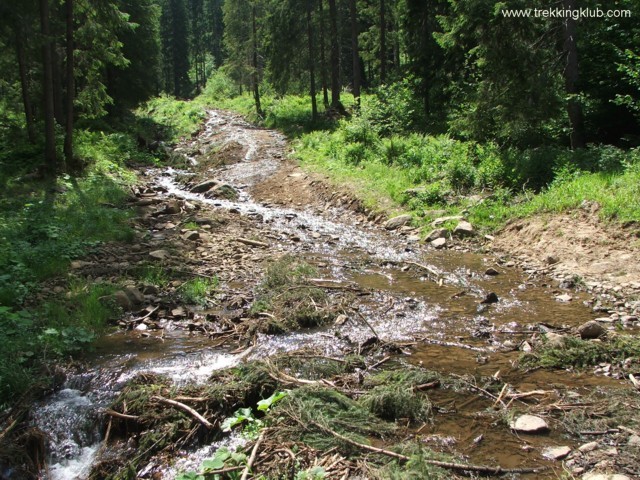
[17,110,640,480]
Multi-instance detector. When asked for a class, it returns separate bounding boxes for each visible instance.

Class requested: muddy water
[34,110,623,478]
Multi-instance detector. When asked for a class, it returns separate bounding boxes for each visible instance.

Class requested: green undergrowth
[520,335,640,370]
[199,81,640,234]
[0,120,142,408]
[178,277,219,306]
[250,255,332,332]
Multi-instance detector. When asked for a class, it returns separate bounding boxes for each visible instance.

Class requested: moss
[359,384,431,422]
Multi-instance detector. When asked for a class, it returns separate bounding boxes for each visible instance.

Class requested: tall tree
[562,0,585,149]
[327,0,342,109]
[251,3,262,116]
[64,0,75,169]
[379,0,386,83]
[318,0,329,107]
[349,0,360,104]
[306,0,318,120]
[40,0,57,174]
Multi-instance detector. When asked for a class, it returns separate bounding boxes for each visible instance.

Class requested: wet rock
[182,231,200,241]
[484,267,500,276]
[142,284,159,295]
[510,414,549,433]
[431,238,447,249]
[205,184,238,200]
[542,446,571,460]
[453,220,474,237]
[481,292,499,304]
[559,278,576,289]
[149,250,170,261]
[578,320,606,339]
[162,201,181,215]
[426,228,447,242]
[582,473,630,480]
[384,214,412,230]
[556,293,573,302]
[190,179,219,193]
[135,323,148,331]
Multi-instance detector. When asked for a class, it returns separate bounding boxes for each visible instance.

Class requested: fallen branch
[402,261,440,279]
[126,306,159,325]
[104,409,140,421]
[367,355,391,371]
[352,308,381,340]
[310,421,545,475]
[151,396,215,429]
[240,430,266,480]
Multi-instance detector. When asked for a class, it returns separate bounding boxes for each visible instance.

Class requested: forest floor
[17,110,640,480]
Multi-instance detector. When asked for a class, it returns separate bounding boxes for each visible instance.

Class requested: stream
[32,110,629,479]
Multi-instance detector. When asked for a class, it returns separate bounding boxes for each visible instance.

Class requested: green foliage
[137,94,206,143]
[520,335,640,370]
[179,277,219,305]
[177,447,248,480]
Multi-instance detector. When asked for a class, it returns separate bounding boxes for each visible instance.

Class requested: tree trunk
[52,48,65,126]
[328,0,341,109]
[64,0,75,170]
[307,0,318,121]
[15,26,37,144]
[349,0,360,105]
[379,0,386,84]
[318,0,329,108]
[40,0,57,175]
[251,5,262,117]
[563,0,585,149]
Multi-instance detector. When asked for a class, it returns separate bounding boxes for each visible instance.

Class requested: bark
[15,26,37,144]
[349,0,360,104]
[328,0,342,109]
[40,0,57,175]
[52,48,64,126]
[307,0,318,120]
[251,5,262,117]
[379,0,386,83]
[64,0,75,170]
[318,0,329,108]
[562,0,585,149]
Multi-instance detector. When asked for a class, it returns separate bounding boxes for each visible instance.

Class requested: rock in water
[425,228,447,242]
[542,446,571,460]
[578,320,605,339]
[190,179,219,193]
[384,214,412,230]
[481,292,499,304]
[431,238,447,249]
[510,414,549,433]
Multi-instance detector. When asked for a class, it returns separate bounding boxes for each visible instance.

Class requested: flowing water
[32,110,627,479]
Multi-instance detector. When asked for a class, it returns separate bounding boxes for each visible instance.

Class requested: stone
[142,284,159,295]
[453,220,474,237]
[384,214,412,230]
[510,414,549,433]
[205,184,238,200]
[627,435,640,446]
[582,474,630,480]
[432,215,463,226]
[481,292,499,304]
[545,255,560,265]
[111,291,133,310]
[190,179,219,193]
[182,231,200,241]
[556,294,573,302]
[431,238,447,249]
[163,201,181,214]
[123,287,145,305]
[425,228,447,242]
[135,323,148,331]
[545,332,567,348]
[149,250,170,260]
[484,267,500,276]
[578,321,606,339]
[542,446,572,460]
[171,307,186,317]
[70,260,93,269]
[578,441,599,453]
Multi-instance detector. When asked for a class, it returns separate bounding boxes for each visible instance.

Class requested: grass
[250,256,332,332]
[519,334,640,370]
[178,277,219,305]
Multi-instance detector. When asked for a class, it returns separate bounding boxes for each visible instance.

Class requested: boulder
[190,179,220,193]
[123,287,145,305]
[545,332,568,348]
[425,228,447,242]
[481,292,499,304]
[432,215,463,227]
[484,267,500,276]
[578,320,606,339]
[453,220,474,237]
[510,414,549,433]
[205,184,238,200]
[111,291,133,311]
[384,214,412,230]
